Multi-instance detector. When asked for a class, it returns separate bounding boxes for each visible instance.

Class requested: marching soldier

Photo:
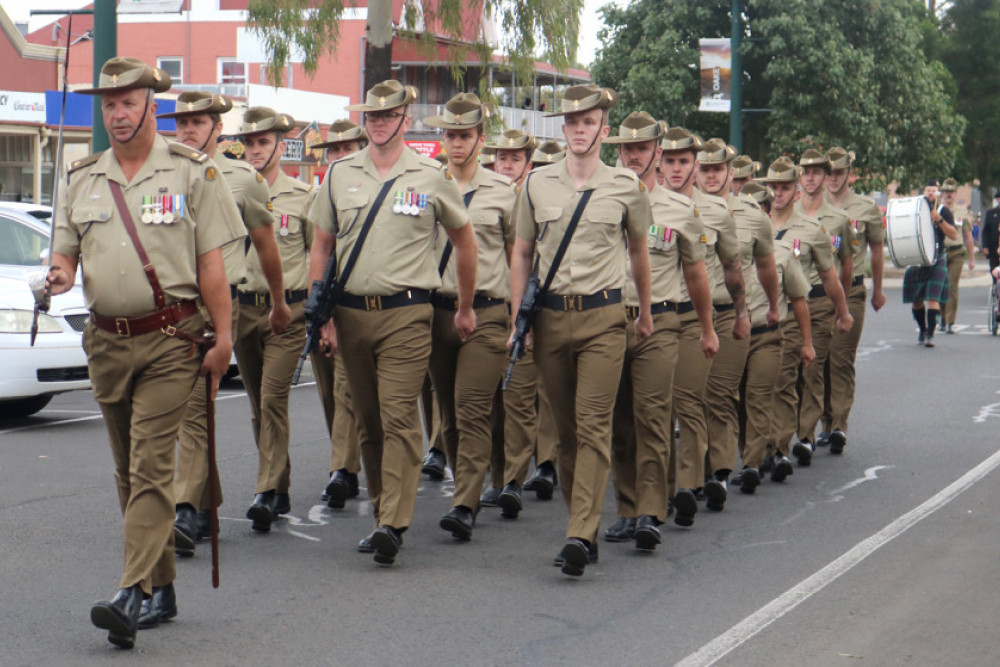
[761,157,852,482]
[792,149,854,463]
[530,140,565,168]
[233,107,316,531]
[157,91,289,556]
[48,57,240,648]
[604,113,715,551]
[307,80,478,565]
[309,120,367,508]
[729,154,760,195]
[940,177,976,333]
[509,84,654,576]
[822,147,886,453]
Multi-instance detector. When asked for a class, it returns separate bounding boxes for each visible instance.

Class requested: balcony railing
[171,83,249,99]
[408,104,563,142]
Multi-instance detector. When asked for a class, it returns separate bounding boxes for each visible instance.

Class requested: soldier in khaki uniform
[309,120,366,508]
[940,178,976,332]
[157,92,289,556]
[695,138,779,511]
[417,94,516,539]
[531,140,566,167]
[487,130,561,503]
[792,149,855,463]
[233,108,316,531]
[730,155,760,195]
[822,146,886,453]
[308,80,478,565]
[509,84,654,576]
[603,113,715,551]
[761,157,852,482]
[48,58,240,648]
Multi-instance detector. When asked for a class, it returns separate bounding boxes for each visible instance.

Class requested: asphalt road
[3,283,1000,666]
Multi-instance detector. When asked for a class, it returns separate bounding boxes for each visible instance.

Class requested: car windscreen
[0,215,48,266]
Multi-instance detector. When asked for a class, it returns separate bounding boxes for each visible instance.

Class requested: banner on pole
[698,38,732,113]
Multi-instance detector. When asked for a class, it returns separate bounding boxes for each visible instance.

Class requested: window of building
[157,57,183,84]
[219,59,246,85]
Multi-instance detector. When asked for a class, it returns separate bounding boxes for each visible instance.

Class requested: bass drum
[886,196,936,268]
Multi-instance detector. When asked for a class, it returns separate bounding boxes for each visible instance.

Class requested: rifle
[502,268,540,390]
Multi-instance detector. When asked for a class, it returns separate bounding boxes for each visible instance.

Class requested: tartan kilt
[902,254,949,303]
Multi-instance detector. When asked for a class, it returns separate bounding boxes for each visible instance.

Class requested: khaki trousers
[739,327,783,469]
[501,347,559,485]
[234,300,306,494]
[313,351,360,473]
[610,310,680,522]
[824,283,866,433]
[334,303,432,530]
[84,312,205,595]
[175,298,236,511]
[945,248,966,324]
[428,303,508,510]
[797,296,835,442]
[312,351,335,435]
[705,308,749,476]
[673,311,714,490]
[534,304,626,542]
[771,318,803,457]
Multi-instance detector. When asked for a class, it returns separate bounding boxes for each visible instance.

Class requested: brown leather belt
[90,300,199,338]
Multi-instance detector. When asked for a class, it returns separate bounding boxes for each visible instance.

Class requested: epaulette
[486,169,514,188]
[663,189,695,209]
[168,142,209,163]
[221,155,253,173]
[612,167,639,184]
[67,152,101,174]
[289,178,313,192]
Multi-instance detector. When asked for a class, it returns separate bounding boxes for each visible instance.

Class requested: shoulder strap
[437,189,476,277]
[109,181,167,310]
[539,188,594,294]
[338,175,400,290]
[775,228,788,241]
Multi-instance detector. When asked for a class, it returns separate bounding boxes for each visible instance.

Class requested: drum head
[886,196,935,267]
[917,198,935,263]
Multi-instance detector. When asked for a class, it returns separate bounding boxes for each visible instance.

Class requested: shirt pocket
[472,209,505,250]
[334,194,368,239]
[70,205,114,254]
[535,206,563,242]
[738,227,754,263]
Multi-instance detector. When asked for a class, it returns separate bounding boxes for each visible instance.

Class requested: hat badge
[337,131,343,139]
[507,137,515,146]
[379,96,386,108]
[153,70,161,82]
[671,140,678,149]
[454,113,463,123]
[631,128,638,139]
[185,102,194,111]
[250,122,257,131]
[572,99,581,110]
[110,74,119,86]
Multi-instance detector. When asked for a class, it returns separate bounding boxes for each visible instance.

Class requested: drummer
[902,179,960,347]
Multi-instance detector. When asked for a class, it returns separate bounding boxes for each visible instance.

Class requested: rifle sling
[337,175,400,298]
[438,189,477,277]
[538,188,595,295]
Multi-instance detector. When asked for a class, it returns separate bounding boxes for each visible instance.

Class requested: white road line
[674,447,1000,667]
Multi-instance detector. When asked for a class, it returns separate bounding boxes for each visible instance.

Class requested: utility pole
[729,0,742,152]
[92,0,117,152]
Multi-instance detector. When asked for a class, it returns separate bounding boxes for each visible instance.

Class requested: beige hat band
[560,92,603,114]
[697,148,733,164]
[606,124,662,144]
[100,67,148,90]
[733,164,756,178]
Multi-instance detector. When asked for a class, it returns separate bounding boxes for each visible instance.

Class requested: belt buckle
[563,295,582,311]
[114,317,130,337]
[453,298,460,310]
[255,293,268,308]
[162,324,177,337]
[366,295,382,311]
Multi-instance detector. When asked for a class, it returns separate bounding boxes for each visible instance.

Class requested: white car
[0,202,53,225]
[0,208,90,418]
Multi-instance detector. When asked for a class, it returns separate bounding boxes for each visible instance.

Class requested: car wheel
[0,395,53,419]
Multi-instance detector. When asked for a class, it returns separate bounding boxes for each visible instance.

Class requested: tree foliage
[590,0,966,190]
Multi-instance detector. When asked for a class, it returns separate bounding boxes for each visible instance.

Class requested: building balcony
[407,104,563,143]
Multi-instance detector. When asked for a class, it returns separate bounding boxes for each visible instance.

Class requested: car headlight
[0,309,64,334]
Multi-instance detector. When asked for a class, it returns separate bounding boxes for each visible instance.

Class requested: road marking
[973,396,1000,424]
[674,447,1000,667]
[828,465,891,502]
[856,340,892,359]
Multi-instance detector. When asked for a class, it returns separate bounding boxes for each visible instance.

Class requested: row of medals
[393,191,428,216]
[140,195,185,225]
[647,224,675,250]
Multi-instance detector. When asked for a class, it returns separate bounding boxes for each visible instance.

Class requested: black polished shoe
[439,505,476,540]
[816,431,831,448]
[829,429,847,455]
[792,440,813,467]
[771,455,794,483]
[173,504,198,557]
[760,456,774,474]
[479,486,502,507]
[369,525,402,565]
[673,489,698,527]
[421,448,446,481]
[559,538,592,577]
[498,482,523,519]
[91,584,143,649]
[633,515,662,551]
[357,535,375,553]
[946,323,955,334]
[603,516,636,542]
[272,493,291,515]
[325,469,355,509]
[553,539,599,567]
[739,466,761,494]
[195,510,210,542]
[247,491,275,533]
[137,583,177,630]
[525,461,557,500]
[704,477,728,511]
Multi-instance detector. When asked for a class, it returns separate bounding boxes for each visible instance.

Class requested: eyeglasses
[366,111,407,123]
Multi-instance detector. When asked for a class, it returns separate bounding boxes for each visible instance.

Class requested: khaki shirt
[514,161,651,295]
[795,199,854,272]
[309,146,469,296]
[218,155,271,286]
[773,209,835,287]
[242,170,315,294]
[748,241,809,328]
[826,190,885,275]
[691,189,740,305]
[729,193,775,289]
[436,166,515,299]
[628,186,705,306]
[945,206,971,250]
[53,135,242,316]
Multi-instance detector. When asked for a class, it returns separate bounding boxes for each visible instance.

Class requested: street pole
[92,0,117,152]
[729,0,742,152]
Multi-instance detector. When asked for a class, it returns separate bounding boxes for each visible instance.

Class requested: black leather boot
[90,584,143,649]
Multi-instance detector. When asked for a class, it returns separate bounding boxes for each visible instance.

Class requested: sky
[4,0,617,65]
